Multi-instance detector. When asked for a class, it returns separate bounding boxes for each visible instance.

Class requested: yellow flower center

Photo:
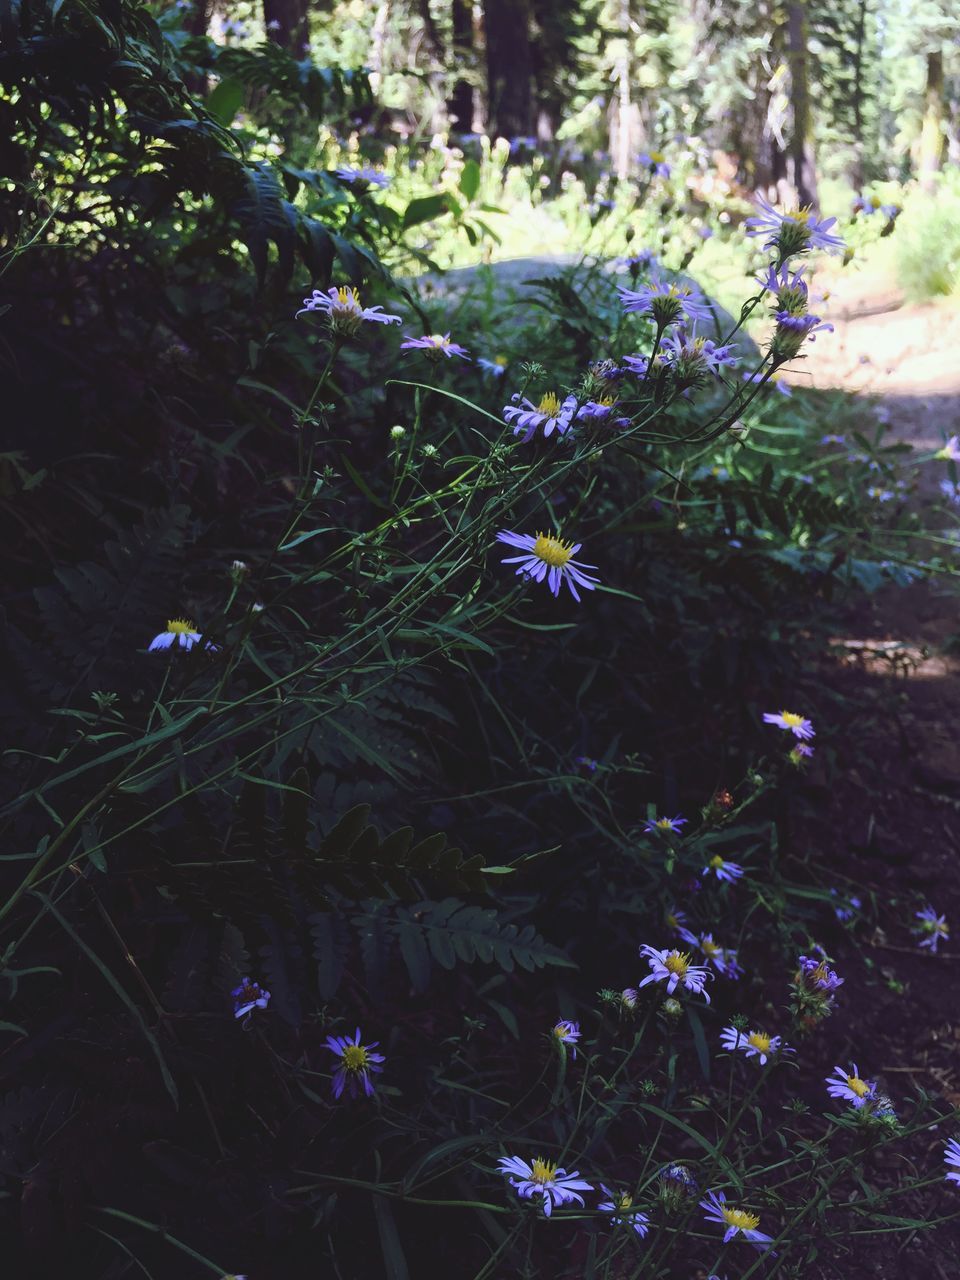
[845,1074,870,1098]
[869,195,882,208]
[722,1206,761,1232]
[748,1031,772,1053]
[778,711,805,728]
[666,912,680,929]
[617,1193,633,1210]
[648,150,664,163]
[655,818,674,829]
[789,206,814,224]
[334,285,361,308]
[709,855,725,870]
[496,353,508,365]
[537,391,562,417]
[701,938,720,957]
[664,951,690,977]
[341,1044,370,1072]
[530,1157,557,1185]
[166,618,197,634]
[597,394,616,407]
[428,334,450,348]
[532,533,574,568]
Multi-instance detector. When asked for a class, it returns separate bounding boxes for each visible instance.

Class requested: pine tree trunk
[787,0,818,209]
[447,0,475,131]
[483,0,533,139]
[920,49,945,194]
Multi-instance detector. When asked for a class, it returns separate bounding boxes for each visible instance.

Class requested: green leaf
[372,1195,411,1280]
[401,194,449,230]
[206,76,244,126]
[458,159,480,201]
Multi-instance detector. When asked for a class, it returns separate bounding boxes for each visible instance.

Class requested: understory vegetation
[3,1,960,1277]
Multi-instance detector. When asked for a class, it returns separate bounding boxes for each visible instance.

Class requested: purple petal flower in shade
[334,165,390,189]
[743,196,846,255]
[664,906,688,934]
[763,710,815,740]
[324,1027,385,1099]
[789,743,814,764]
[296,285,402,335]
[643,814,687,834]
[598,1186,651,1235]
[637,945,711,1002]
[936,435,960,461]
[913,906,949,953]
[552,1020,581,1058]
[825,1062,877,1109]
[797,955,844,993]
[637,149,671,178]
[945,1138,960,1186]
[618,249,658,273]
[696,934,743,978]
[940,479,960,506]
[497,1155,593,1217]
[399,332,470,360]
[700,1189,774,1249]
[743,370,792,396]
[659,1163,698,1193]
[231,978,271,1019]
[477,355,508,377]
[503,391,578,442]
[719,1025,790,1065]
[702,854,744,884]
[494,530,601,603]
[831,890,862,922]
[148,618,219,653]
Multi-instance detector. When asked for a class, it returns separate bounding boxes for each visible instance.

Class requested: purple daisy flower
[720,1025,789,1065]
[703,855,744,884]
[477,355,508,378]
[148,618,212,652]
[497,1155,592,1217]
[637,149,670,178]
[617,277,712,327]
[232,977,271,1019]
[913,906,949,953]
[495,529,600,602]
[700,1189,774,1249]
[324,1027,385,1099]
[638,944,711,1002]
[552,1020,581,1058]
[744,196,846,256]
[400,332,470,360]
[763,710,815,740]
[825,1062,876,1109]
[643,814,687,834]
[797,955,844,993]
[503,391,578,442]
[598,1186,651,1235]
[743,369,792,396]
[334,165,390,190]
[296,286,402,336]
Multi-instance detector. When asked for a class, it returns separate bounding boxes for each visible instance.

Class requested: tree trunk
[447,0,474,131]
[483,0,533,139]
[263,0,309,57]
[850,0,867,189]
[920,49,945,194]
[530,0,570,142]
[787,0,818,209]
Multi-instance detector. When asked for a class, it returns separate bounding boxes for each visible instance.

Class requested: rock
[408,254,761,362]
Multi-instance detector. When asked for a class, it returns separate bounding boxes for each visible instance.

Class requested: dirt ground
[782,275,960,1279]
